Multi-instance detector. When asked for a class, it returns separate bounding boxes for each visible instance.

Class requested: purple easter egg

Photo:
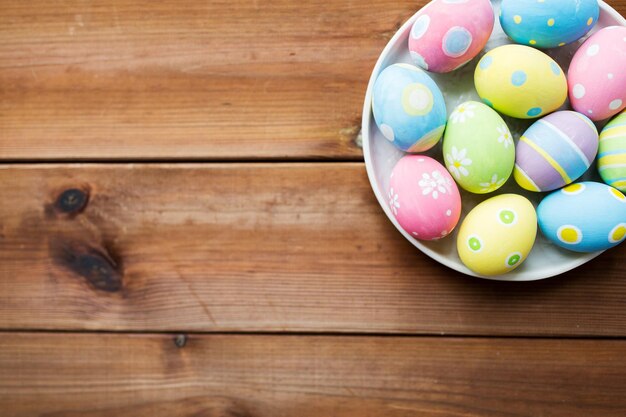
[514,111,599,192]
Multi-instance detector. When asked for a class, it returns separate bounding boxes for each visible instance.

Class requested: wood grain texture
[0,0,418,160]
[0,163,625,336]
[1,333,626,417]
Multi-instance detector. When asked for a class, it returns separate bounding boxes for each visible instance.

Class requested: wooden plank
[0,163,625,336]
[0,0,418,160]
[1,333,625,417]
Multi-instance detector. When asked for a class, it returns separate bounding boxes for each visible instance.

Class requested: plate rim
[361,0,625,281]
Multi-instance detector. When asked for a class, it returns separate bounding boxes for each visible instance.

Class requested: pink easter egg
[388,155,462,240]
[408,0,494,74]
[568,26,626,121]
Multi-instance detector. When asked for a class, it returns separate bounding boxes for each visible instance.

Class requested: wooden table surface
[1,1,625,416]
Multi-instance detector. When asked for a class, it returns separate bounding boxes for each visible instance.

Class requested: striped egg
[598,111,626,192]
[538,182,626,252]
[514,111,598,192]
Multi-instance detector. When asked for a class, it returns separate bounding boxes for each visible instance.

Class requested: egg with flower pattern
[514,111,598,192]
[474,45,567,119]
[499,0,599,49]
[408,0,494,73]
[538,182,626,252]
[457,194,537,276]
[443,101,515,194]
[388,155,462,240]
[372,63,447,152]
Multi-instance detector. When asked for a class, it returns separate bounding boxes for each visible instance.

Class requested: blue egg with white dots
[500,0,599,48]
[372,63,447,152]
[538,182,626,253]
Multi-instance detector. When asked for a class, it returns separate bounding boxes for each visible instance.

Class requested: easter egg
[500,0,599,49]
[457,194,537,276]
[598,111,626,191]
[568,26,626,121]
[474,45,567,119]
[538,182,626,252]
[443,101,515,193]
[408,0,494,73]
[514,111,598,192]
[372,63,447,152]
[389,155,462,240]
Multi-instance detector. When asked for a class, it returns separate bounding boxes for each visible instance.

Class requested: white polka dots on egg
[380,124,395,142]
[573,84,586,99]
[609,99,623,111]
[446,209,452,217]
[586,44,600,56]
[608,73,614,80]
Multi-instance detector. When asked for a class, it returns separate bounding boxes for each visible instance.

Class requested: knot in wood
[55,188,89,214]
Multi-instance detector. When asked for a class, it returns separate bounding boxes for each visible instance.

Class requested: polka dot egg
[538,182,626,252]
[514,111,598,192]
[389,155,462,241]
[408,0,494,73]
[457,194,537,276]
[372,63,447,152]
[500,0,599,49]
[568,26,626,121]
[598,111,626,192]
[443,101,515,194]
[474,45,567,119]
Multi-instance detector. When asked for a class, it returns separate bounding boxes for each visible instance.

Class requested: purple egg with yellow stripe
[514,111,598,192]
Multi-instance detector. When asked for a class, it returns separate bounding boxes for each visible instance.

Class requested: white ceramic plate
[362,0,626,281]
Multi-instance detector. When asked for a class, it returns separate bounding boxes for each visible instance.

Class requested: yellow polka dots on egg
[557,225,583,245]
[562,183,586,195]
[547,18,555,27]
[587,17,594,26]
[514,15,522,24]
[529,40,537,45]
[609,187,626,202]
[558,42,566,47]
[609,224,626,243]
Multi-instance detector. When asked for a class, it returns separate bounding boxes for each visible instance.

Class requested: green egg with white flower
[443,101,515,194]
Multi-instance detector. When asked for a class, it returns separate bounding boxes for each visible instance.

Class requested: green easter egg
[598,110,626,192]
[443,101,515,194]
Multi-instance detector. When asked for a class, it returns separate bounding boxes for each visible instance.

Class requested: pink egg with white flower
[568,26,626,121]
[388,155,462,240]
[408,0,494,73]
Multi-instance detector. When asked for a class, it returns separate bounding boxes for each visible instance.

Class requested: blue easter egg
[500,0,599,48]
[538,182,626,252]
[372,63,447,152]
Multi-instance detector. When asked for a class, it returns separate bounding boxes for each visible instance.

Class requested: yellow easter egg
[457,194,537,276]
[474,45,567,119]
